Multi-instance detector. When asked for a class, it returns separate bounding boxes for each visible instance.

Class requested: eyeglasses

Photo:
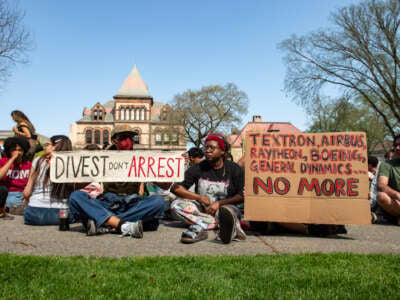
[204,145,221,152]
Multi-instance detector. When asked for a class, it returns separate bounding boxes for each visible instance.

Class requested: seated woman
[11,110,38,161]
[23,135,75,225]
[0,137,32,217]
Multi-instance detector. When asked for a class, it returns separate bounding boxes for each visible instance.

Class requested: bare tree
[279,0,400,137]
[170,83,249,147]
[0,0,32,85]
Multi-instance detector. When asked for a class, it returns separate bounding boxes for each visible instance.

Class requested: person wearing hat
[171,133,246,244]
[0,137,32,218]
[69,129,166,237]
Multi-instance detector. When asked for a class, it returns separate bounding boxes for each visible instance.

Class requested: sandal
[180,225,208,244]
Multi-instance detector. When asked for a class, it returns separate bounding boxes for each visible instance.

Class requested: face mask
[116,138,133,150]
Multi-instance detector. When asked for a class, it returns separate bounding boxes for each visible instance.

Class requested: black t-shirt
[178,160,244,203]
[103,182,140,195]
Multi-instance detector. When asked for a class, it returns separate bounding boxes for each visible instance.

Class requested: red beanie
[205,133,225,150]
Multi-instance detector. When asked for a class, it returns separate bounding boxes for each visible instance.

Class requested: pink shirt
[0,157,32,192]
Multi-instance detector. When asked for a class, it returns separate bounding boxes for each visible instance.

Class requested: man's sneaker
[86,219,97,236]
[120,220,143,238]
[217,206,236,244]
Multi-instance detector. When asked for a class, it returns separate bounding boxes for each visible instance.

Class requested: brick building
[69,65,186,150]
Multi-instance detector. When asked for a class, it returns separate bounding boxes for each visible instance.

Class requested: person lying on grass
[171,133,246,244]
[69,128,165,238]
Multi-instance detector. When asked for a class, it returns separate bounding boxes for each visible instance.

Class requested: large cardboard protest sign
[244,132,371,225]
[50,150,185,183]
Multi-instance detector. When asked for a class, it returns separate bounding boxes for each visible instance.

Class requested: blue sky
[1,0,358,138]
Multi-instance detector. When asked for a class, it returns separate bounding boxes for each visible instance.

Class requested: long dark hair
[11,110,36,134]
[3,137,30,162]
[34,135,75,201]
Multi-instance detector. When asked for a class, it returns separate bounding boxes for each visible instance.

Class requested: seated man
[377,135,400,225]
[171,133,245,244]
[69,128,165,237]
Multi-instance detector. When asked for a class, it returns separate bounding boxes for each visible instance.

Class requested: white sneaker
[120,220,143,238]
[86,219,97,236]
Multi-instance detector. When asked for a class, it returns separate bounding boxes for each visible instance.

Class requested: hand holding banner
[50,150,185,183]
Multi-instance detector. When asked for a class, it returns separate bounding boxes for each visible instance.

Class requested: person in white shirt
[23,135,75,225]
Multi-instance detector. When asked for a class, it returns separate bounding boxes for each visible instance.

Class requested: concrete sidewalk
[0,216,399,257]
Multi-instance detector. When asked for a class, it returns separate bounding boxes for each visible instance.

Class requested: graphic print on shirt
[6,169,30,180]
[198,178,229,203]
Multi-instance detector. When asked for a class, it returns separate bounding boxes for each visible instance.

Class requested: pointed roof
[114,64,152,99]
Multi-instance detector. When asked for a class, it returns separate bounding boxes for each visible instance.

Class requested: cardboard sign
[50,150,185,183]
[244,132,371,225]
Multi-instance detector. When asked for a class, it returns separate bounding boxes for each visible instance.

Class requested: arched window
[94,130,101,144]
[141,108,145,120]
[85,129,92,144]
[161,111,167,121]
[133,130,140,144]
[155,132,162,145]
[92,106,105,121]
[160,106,170,121]
[163,132,170,144]
[171,132,178,145]
[129,107,134,120]
[103,130,109,145]
[120,108,125,121]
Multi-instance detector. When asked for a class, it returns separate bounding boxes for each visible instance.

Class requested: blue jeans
[6,191,23,208]
[24,206,76,226]
[69,191,166,230]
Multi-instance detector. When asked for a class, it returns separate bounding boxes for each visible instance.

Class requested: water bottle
[59,199,70,231]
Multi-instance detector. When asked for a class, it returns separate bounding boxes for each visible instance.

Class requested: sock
[117,220,124,233]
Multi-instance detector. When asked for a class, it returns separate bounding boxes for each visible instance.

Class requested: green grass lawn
[1,253,399,299]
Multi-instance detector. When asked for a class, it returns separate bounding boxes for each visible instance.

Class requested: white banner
[50,150,185,183]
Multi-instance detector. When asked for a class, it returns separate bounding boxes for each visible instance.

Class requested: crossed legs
[377,192,400,216]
